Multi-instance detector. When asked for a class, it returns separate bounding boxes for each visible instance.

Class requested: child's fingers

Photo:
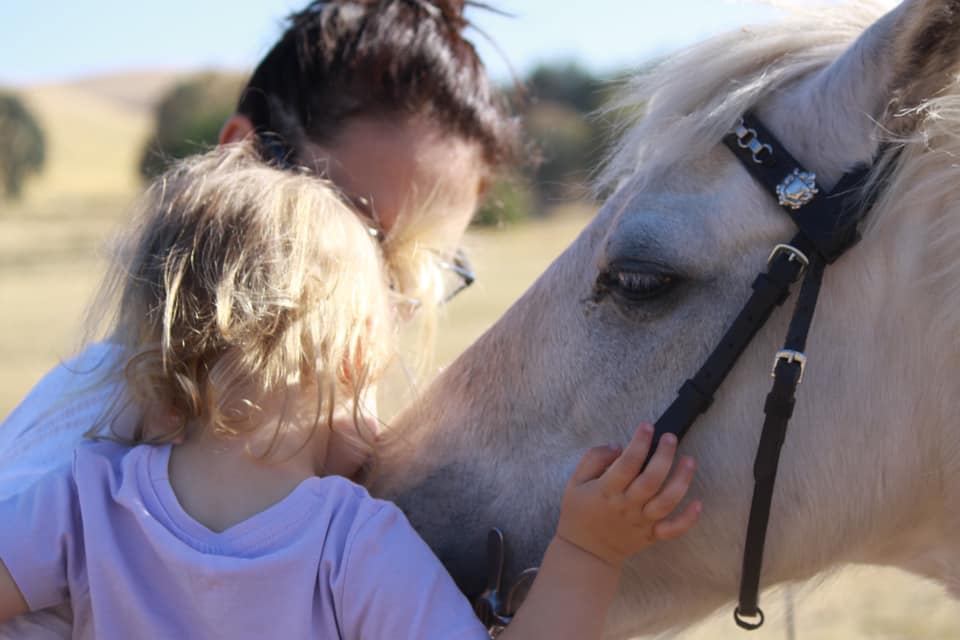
[640,456,696,520]
[624,433,677,503]
[598,423,655,492]
[652,500,702,540]
[569,445,622,484]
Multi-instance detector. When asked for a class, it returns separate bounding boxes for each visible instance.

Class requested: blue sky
[0,1,863,86]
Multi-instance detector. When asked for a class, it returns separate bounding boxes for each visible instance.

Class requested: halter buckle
[767,244,809,277]
[772,350,807,384]
[734,606,766,630]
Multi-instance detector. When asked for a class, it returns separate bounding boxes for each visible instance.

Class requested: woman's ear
[477,174,491,199]
[219,113,255,145]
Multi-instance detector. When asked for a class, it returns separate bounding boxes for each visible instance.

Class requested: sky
[0,0,793,86]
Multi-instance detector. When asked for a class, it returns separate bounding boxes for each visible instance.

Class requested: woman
[0,1,519,637]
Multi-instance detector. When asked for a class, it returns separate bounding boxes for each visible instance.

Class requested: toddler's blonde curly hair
[87,142,397,459]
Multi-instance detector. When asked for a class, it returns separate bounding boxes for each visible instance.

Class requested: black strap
[733,256,825,629]
[648,231,810,457]
[637,111,879,632]
[650,111,873,454]
[723,113,872,263]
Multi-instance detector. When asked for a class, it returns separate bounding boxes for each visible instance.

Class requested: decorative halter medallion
[776,168,819,210]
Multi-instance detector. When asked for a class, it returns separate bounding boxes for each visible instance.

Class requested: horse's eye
[599,264,679,303]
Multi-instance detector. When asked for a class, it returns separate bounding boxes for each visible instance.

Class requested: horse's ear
[778,0,960,178]
[885,0,960,129]
[819,0,960,134]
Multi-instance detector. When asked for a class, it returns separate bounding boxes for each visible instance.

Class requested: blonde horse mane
[597,2,880,190]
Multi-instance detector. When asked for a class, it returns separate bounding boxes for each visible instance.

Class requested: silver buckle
[771,350,807,383]
[767,243,809,277]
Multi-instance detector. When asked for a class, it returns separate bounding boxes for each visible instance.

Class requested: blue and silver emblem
[776,169,819,210]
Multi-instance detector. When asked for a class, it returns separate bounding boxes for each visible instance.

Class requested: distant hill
[59,70,186,113]
[8,69,244,203]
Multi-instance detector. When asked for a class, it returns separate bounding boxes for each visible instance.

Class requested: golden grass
[0,73,957,639]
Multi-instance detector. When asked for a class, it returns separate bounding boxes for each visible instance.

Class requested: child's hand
[500,425,700,640]
[556,423,701,568]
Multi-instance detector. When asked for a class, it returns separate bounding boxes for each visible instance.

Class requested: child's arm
[0,464,79,624]
[499,423,700,640]
[0,558,29,623]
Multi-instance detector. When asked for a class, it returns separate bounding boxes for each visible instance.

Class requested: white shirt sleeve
[337,502,489,640]
[0,342,121,500]
[0,464,79,611]
[0,608,72,640]
[0,345,119,639]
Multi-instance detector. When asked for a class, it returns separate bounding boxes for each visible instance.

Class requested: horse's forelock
[593,1,883,196]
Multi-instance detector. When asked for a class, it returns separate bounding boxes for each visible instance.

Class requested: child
[0,143,701,639]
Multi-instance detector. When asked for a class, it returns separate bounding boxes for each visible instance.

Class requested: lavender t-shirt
[0,441,488,640]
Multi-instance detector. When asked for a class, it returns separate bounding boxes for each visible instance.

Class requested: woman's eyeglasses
[437,249,476,303]
[387,249,475,318]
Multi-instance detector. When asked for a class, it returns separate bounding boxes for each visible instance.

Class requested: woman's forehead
[305,115,486,232]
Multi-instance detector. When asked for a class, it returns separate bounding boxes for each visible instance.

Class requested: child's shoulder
[304,475,409,537]
[69,440,165,506]
[73,438,144,473]
[306,475,386,515]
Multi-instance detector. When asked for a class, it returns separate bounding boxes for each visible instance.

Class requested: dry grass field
[1,73,958,639]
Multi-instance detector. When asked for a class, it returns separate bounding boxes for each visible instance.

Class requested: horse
[368,0,960,636]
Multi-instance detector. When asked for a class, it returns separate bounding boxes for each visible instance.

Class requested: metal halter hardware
[767,244,809,277]
[474,529,539,638]
[776,168,819,209]
[735,119,774,164]
[772,350,807,384]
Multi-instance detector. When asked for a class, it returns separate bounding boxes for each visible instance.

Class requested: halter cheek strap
[646,112,879,630]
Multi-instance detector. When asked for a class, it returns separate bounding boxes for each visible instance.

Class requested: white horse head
[370,1,960,635]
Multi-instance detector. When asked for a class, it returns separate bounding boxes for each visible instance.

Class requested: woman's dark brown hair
[237,0,519,168]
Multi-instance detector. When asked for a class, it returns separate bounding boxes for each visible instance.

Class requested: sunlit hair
[85,141,395,459]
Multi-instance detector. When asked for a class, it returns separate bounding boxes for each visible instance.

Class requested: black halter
[649,112,879,630]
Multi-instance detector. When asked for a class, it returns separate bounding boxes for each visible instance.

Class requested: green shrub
[139,72,245,178]
[507,62,615,208]
[525,101,601,202]
[526,62,606,114]
[0,91,45,200]
[473,174,537,228]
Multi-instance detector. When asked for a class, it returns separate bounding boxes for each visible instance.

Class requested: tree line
[135,62,620,226]
[2,62,623,224]
[0,91,45,201]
